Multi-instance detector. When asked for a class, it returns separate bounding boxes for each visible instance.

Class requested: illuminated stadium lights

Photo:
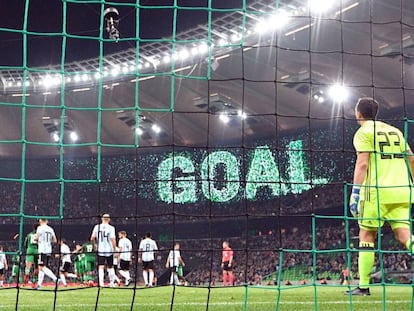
[69,131,79,142]
[255,9,289,34]
[238,110,247,119]
[144,62,150,68]
[218,38,228,46]
[135,127,143,136]
[191,46,199,56]
[328,84,349,103]
[122,66,129,74]
[52,132,60,142]
[81,74,89,82]
[219,113,230,124]
[163,54,171,64]
[94,72,101,80]
[198,43,209,54]
[74,75,81,83]
[151,124,161,134]
[179,49,190,60]
[312,90,325,103]
[308,0,334,14]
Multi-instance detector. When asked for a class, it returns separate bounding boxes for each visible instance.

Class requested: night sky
[0,0,246,67]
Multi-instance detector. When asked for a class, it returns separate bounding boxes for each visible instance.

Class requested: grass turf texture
[0,285,413,311]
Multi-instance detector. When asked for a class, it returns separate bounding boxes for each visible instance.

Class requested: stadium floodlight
[255,19,268,34]
[219,113,230,124]
[81,74,89,82]
[74,75,81,83]
[111,68,120,77]
[163,55,171,64]
[122,66,129,74]
[271,9,290,29]
[218,38,227,46]
[179,49,190,60]
[308,0,334,14]
[198,43,209,54]
[151,124,161,134]
[135,127,143,136]
[52,132,60,142]
[25,81,30,87]
[328,84,349,103]
[7,81,13,87]
[66,77,72,83]
[144,62,151,68]
[43,75,55,88]
[69,131,79,142]
[191,46,199,56]
[238,110,247,119]
[94,72,101,80]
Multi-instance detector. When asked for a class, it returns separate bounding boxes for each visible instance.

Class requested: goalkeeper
[346,97,414,296]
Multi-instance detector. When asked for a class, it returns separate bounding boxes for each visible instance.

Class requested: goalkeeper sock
[358,241,375,289]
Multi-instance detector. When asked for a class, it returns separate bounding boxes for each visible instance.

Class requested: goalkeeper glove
[349,186,360,218]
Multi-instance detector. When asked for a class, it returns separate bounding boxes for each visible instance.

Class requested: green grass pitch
[1,285,413,311]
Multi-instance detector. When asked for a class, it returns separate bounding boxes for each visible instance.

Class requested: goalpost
[0,0,413,310]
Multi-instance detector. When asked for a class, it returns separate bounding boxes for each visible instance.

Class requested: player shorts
[142,260,154,270]
[60,262,71,273]
[38,254,50,267]
[120,259,130,271]
[84,258,96,272]
[358,200,410,230]
[75,261,84,274]
[222,261,232,271]
[97,255,113,268]
[26,253,38,265]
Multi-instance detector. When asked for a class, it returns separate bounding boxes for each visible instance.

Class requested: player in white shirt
[0,245,8,287]
[165,242,185,285]
[36,219,59,289]
[138,232,158,287]
[90,213,117,287]
[118,231,133,286]
[58,239,78,286]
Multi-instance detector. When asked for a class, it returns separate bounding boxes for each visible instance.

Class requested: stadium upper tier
[0,0,413,157]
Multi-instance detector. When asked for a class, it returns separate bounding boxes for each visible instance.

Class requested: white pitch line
[1,300,413,309]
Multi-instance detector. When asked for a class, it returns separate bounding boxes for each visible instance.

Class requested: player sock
[60,273,67,286]
[223,273,228,286]
[120,270,126,279]
[149,270,154,286]
[358,241,374,289]
[23,274,29,284]
[98,269,104,286]
[108,268,115,284]
[43,267,57,282]
[143,271,148,285]
[229,273,234,286]
[38,270,45,286]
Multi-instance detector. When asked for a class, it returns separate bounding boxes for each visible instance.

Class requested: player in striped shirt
[36,219,59,289]
[90,213,117,287]
[138,232,158,287]
[346,97,414,296]
[118,231,133,286]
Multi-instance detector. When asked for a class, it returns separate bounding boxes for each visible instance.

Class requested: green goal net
[0,0,414,310]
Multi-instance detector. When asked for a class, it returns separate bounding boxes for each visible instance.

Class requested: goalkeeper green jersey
[353,120,414,203]
[24,231,38,255]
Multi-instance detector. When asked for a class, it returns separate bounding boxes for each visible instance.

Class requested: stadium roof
[0,0,413,157]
